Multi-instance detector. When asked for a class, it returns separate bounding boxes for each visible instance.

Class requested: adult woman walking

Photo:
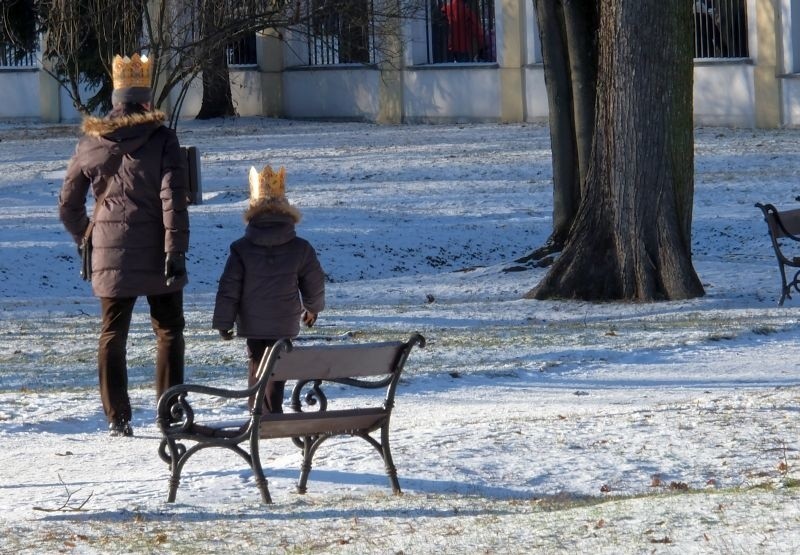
[58,53,189,437]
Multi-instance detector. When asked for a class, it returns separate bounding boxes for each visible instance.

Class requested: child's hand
[302,311,317,328]
[218,329,234,340]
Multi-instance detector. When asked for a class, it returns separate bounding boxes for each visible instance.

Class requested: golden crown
[112,54,151,90]
[249,165,287,205]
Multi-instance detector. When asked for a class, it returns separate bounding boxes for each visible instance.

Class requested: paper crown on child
[112,53,152,105]
[245,165,301,223]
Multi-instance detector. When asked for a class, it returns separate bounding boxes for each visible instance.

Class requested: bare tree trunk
[534,0,577,249]
[196,48,235,119]
[527,2,703,301]
[561,0,597,194]
[520,0,597,262]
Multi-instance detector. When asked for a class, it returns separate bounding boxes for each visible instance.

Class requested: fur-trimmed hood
[244,213,297,246]
[81,110,166,138]
[244,199,302,224]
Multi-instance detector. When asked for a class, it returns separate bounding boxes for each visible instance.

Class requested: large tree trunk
[527,2,703,301]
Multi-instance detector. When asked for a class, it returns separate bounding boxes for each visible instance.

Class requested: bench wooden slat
[267,342,405,382]
[259,408,387,439]
[767,207,800,238]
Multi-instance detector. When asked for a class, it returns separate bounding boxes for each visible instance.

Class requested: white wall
[168,76,202,120]
[283,68,381,120]
[403,66,501,122]
[0,70,40,118]
[0,61,772,128]
[693,63,757,127]
[523,66,548,121]
[230,69,263,117]
[59,85,84,122]
[778,0,800,126]
[781,76,800,124]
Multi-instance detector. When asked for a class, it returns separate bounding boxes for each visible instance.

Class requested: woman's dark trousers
[98,292,185,423]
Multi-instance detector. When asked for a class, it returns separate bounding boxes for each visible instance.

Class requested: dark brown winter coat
[58,107,189,298]
[212,212,325,339]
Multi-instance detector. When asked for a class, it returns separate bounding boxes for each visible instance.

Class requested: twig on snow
[33,473,93,512]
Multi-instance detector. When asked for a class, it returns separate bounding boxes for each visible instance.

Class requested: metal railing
[693,0,748,58]
[0,41,38,68]
[306,0,376,65]
[426,0,495,63]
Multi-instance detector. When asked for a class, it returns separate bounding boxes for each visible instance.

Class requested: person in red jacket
[213,165,325,414]
[58,54,189,437]
[442,0,486,62]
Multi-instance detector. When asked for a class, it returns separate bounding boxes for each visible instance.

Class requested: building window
[307,0,375,65]
[227,33,257,66]
[427,0,495,64]
[693,0,748,59]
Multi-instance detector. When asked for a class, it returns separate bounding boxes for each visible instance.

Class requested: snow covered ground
[0,117,799,553]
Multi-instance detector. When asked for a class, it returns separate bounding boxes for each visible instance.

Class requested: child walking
[213,165,325,413]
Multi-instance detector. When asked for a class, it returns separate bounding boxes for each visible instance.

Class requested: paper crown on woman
[111,53,152,105]
[245,165,301,223]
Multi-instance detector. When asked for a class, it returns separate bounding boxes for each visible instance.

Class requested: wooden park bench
[755,202,800,306]
[156,333,425,504]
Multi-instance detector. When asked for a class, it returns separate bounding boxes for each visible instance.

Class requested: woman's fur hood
[81,110,167,137]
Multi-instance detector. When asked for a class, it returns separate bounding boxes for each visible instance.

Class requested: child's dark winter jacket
[212,212,325,339]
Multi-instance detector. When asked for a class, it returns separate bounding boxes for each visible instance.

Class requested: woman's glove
[165,252,186,286]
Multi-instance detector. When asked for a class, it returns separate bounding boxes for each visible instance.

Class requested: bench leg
[380,425,402,495]
[296,436,317,494]
[167,475,180,503]
[159,438,186,503]
[167,454,194,503]
[777,264,800,306]
[249,436,273,504]
[359,428,402,495]
[253,474,273,504]
[293,430,403,496]
[779,266,789,306]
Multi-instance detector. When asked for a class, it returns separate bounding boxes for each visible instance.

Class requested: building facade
[2,0,798,128]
